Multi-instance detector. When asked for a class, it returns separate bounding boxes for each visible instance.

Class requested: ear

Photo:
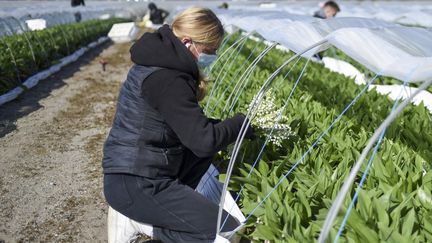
[181,37,192,47]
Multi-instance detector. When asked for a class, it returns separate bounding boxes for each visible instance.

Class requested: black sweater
[129,25,246,158]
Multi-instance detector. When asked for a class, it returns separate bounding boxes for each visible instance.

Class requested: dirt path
[0,39,133,242]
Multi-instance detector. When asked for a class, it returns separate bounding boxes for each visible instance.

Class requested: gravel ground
[0,39,133,242]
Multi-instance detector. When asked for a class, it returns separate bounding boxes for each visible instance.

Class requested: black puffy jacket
[102,25,246,179]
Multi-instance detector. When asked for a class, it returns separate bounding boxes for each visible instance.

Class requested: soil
[0,38,138,242]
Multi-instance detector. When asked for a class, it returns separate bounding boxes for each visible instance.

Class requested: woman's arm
[142,70,247,158]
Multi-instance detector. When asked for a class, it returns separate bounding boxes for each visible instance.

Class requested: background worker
[313,1,341,19]
[148,2,169,25]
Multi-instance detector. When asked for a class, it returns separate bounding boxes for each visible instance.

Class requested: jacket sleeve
[142,71,245,158]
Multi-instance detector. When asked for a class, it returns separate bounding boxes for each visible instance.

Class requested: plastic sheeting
[369,85,432,113]
[196,164,246,223]
[216,10,328,55]
[216,10,399,55]
[0,13,80,37]
[229,1,432,27]
[322,57,432,113]
[215,9,432,82]
[0,16,28,36]
[327,27,432,82]
[322,57,367,85]
[0,2,147,38]
[0,1,146,20]
[243,36,431,112]
[107,206,154,243]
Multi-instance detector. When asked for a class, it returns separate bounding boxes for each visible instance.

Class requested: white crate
[108,22,139,43]
[99,14,111,20]
[25,19,46,31]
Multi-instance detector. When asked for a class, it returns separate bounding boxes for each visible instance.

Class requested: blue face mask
[197,53,218,70]
[191,42,218,70]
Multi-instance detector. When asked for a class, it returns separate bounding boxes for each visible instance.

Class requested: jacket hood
[130,25,199,80]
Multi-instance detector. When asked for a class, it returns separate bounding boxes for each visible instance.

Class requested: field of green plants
[0,18,127,96]
[205,34,432,242]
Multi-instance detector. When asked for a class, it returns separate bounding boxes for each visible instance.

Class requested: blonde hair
[172,7,224,47]
[172,7,224,101]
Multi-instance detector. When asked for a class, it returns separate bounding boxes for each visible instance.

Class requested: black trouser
[104,150,239,243]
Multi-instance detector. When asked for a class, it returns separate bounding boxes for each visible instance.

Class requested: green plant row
[205,34,432,242]
[0,18,127,95]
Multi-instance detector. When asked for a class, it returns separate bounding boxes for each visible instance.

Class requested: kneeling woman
[102,7,253,243]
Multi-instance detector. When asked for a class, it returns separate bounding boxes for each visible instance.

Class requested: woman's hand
[233,113,255,140]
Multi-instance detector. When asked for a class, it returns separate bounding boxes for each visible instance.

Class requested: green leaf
[254,224,278,240]
[296,189,312,217]
[402,209,416,236]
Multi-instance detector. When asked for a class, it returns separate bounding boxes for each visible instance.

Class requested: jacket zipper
[163,148,169,164]
[162,124,169,165]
